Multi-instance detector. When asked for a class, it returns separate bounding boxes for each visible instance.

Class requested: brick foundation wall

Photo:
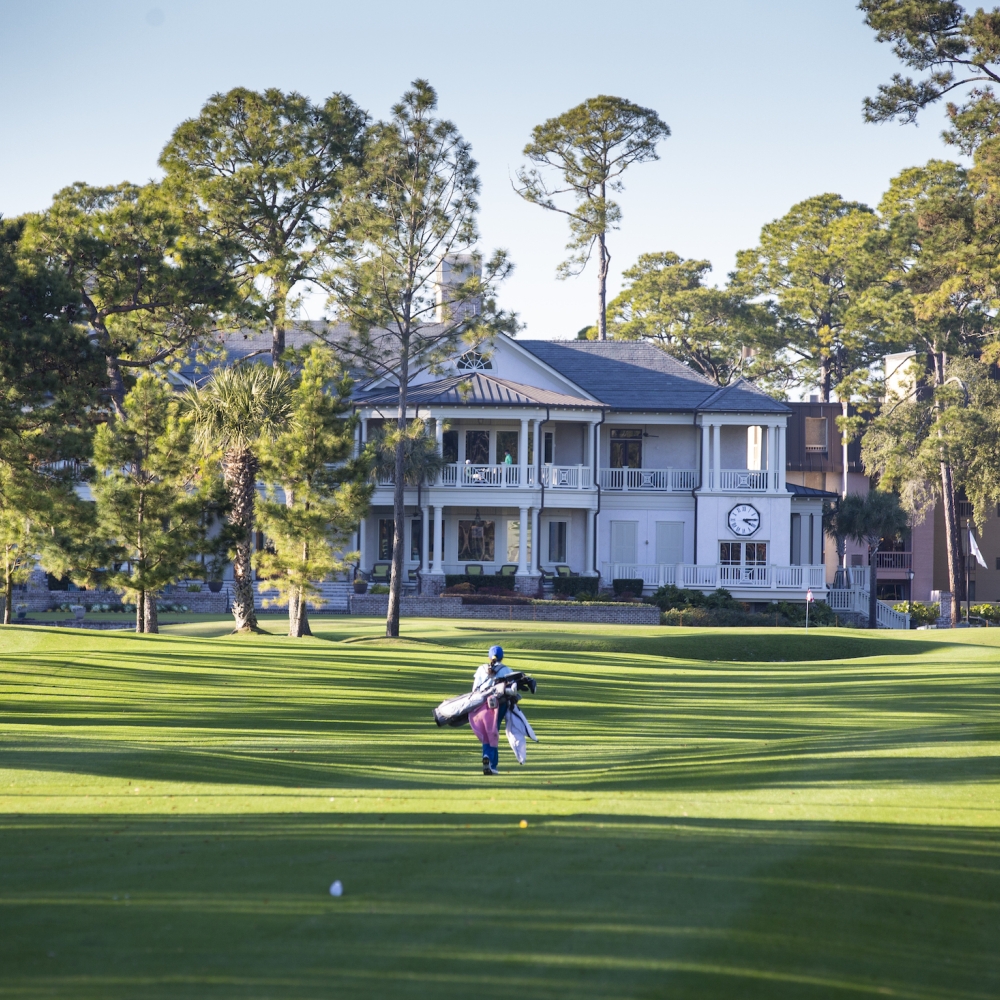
[348,595,660,625]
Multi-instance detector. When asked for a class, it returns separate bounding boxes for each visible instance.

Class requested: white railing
[827,587,910,629]
[599,468,698,491]
[604,563,677,587]
[540,464,593,489]
[719,469,772,491]
[874,552,912,569]
[602,563,830,595]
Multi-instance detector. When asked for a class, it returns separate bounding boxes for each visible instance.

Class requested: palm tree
[190,365,291,632]
[837,491,909,629]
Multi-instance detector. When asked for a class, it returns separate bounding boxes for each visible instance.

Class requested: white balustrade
[682,565,720,589]
[874,552,912,569]
[719,469,771,491]
[599,468,698,491]
[720,564,771,587]
[603,563,676,587]
[540,465,593,489]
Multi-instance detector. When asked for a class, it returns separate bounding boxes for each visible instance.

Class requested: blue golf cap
[488,645,504,661]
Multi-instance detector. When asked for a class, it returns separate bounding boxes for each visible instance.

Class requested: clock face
[728,504,760,536]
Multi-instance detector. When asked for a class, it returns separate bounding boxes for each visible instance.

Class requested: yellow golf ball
[519,819,528,829]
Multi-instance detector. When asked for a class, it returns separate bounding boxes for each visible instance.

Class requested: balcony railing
[539,464,592,489]
[874,552,912,569]
[602,563,826,591]
[599,468,698,492]
[717,469,773,491]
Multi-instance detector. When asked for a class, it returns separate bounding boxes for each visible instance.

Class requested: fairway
[1,620,998,999]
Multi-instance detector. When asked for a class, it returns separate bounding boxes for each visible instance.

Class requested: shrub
[186,584,202,593]
[369,584,390,595]
[969,603,1000,623]
[647,585,742,612]
[894,601,940,626]
[613,578,645,596]
[552,576,598,597]
[441,581,475,595]
[460,594,532,606]
[573,590,599,602]
[444,573,515,591]
[763,600,837,626]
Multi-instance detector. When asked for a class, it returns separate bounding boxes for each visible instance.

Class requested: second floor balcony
[376,463,595,490]
[599,468,698,492]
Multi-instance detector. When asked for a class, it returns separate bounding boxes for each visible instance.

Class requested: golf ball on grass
[329,880,343,897]
[519,819,528,829]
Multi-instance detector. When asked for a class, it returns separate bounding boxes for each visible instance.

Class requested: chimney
[434,254,482,325]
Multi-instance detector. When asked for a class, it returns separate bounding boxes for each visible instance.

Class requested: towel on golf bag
[469,700,499,747]
[433,672,537,728]
[505,705,538,764]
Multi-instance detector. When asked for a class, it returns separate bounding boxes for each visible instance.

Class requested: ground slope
[0,619,998,999]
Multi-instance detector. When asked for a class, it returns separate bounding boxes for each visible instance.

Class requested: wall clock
[728,504,760,536]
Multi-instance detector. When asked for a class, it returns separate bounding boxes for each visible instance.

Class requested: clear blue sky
[0,0,957,340]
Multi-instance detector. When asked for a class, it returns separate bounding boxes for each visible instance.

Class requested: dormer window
[456,351,493,372]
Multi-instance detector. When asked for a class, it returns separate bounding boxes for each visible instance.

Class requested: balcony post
[358,516,367,574]
[432,505,444,574]
[434,417,444,485]
[712,423,721,492]
[585,508,596,574]
[519,417,529,490]
[518,505,529,574]
[700,421,710,490]
[766,423,775,491]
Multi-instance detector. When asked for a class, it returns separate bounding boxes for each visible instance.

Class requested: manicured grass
[1,618,998,999]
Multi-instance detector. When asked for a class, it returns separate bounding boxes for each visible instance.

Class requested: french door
[719,541,768,584]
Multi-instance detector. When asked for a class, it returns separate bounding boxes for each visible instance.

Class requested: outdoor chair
[499,564,518,576]
[371,563,390,583]
[556,565,574,577]
[465,564,484,577]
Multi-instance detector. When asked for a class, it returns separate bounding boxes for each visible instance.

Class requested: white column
[700,421,709,490]
[586,508,596,575]
[421,503,430,573]
[767,423,776,491]
[434,416,444,485]
[712,423,722,491]
[517,505,529,574]
[777,424,786,491]
[358,517,367,573]
[530,506,540,574]
[587,420,595,486]
[432,505,444,573]
[517,417,528,488]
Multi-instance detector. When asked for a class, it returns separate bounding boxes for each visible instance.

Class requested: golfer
[472,645,512,775]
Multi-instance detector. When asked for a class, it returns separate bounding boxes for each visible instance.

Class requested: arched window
[456,351,493,372]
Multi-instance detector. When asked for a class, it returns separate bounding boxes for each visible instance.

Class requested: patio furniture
[499,564,518,576]
[371,563,390,583]
[556,564,574,577]
[465,564,484,577]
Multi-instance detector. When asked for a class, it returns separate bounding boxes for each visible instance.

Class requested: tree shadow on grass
[1,812,997,1000]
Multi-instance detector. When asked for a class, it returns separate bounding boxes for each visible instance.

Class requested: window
[610,521,637,564]
[610,428,642,469]
[747,426,763,470]
[746,542,767,566]
[957,501,974,517]
[805,417,828,454]
[465,430,489,465]
[507,519,531,563]
[548,521,567,563]
[378,518,394,561]
[456,350,493,371]
[458,519,495,561]
[790,513,801,565]
[543,431,554,464]
[721,542,766,566]
[496,430,519,465]
[410,518,433,562]
[851,554,864,567]
[655,522,684,564]
[442,430,458,464]
[720,542,741,565]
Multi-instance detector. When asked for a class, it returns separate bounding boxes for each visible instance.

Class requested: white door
[655,521,684,564]
[611,520,638,565]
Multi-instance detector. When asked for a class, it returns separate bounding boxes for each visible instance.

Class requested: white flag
[970,529,987,569]
[806,588,814,603]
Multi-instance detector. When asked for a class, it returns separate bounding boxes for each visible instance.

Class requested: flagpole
[967,526,972,624]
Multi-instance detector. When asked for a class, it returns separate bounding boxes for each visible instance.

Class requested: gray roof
[786,483,838,498]
[354,373,603,410]
[518,340,791,414]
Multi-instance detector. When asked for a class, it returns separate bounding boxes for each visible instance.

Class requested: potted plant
[15,603,27,620]
[71,604,86,621]
[353,577,368,595]
[208,580,223,593]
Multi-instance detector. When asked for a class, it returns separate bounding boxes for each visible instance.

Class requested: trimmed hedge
[613,578,645,596]
[444,573,515,592]
[552,576,598,597]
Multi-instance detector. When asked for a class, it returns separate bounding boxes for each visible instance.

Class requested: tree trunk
[386,335,410,638]
[271,293,287,365]
[597,186,609,341]
[136,590,145,633]
[288,537,312,638]
[940,459,962,626]
[3,555,12,625]
[225,447,260,632]
[868,542,878,629]
[144,593,159,634]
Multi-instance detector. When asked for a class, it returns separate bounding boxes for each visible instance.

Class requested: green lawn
[1,618,998,999]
